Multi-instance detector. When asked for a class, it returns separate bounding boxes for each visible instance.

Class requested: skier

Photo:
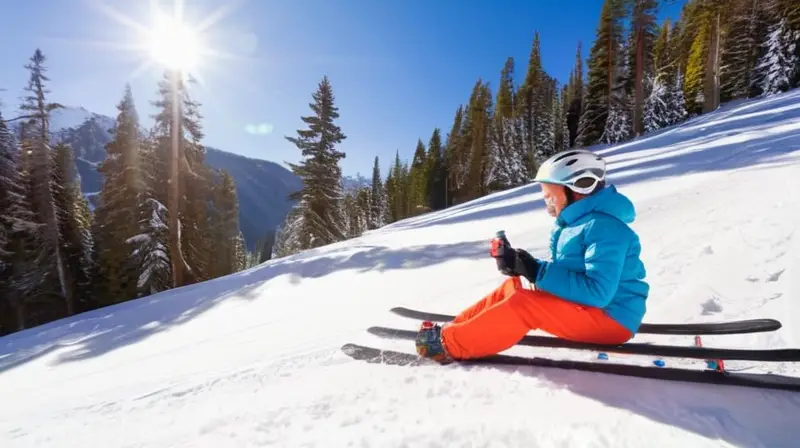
[415,149,650,362]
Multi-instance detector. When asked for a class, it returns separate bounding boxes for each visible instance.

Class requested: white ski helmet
[534,149,607,195]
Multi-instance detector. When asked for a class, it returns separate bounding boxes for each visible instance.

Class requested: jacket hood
[557,184,636,226]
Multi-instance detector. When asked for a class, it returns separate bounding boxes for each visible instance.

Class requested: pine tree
[0,109,39,330]
[490,57,518,191]
[558,85,570,152]
[443,105,464,206]
[753,16,797,95]
[52,143,94,312]
[684,6,710,115]
[535,76,556,159]
[517,32,547,176]
[463,80,493,200]
[576,0,627,147]
[387,151,409,220]
[627,0,660,136]
[179,83,214,284]
[19,49,73,315]
[209,170,243,277]
[281,76,347,253]
[149,71,212,286]
[644,74,670,132]
[653,19,672,79]
[355,187,371,231]
[369,156,385,229]
[604,41,632,144]
[669,69,689,124]
[233,231,246,272]
[425,128,447,209]
[566,42,585,148]
[128,130,172,296]
[93,85,145,304]
[408,139,428,210]
[720,0,765,101]
[553,85,567,153]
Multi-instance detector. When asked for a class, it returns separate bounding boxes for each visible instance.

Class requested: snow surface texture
[2,91,800,447]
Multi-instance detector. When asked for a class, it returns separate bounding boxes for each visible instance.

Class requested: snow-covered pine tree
[644,74,670,132]
[0,109,40,330]
[128,130,172,296]
[0,110,18,263]
[18,49,73,314]
[603,42,632,144]
[272,206,304,258]
[669,69,689,125]
[52,143,94,311]
[577,0,626,147]
[752,17,797,96]
[534,76,555,161]
[233,231,246,272]
[129,197,172,296]
[720,0,765,102]
[282,76,347,252]
[559,84,570,152]
[490,57,517,190]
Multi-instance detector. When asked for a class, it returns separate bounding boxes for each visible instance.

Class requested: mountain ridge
[10,106,303,251]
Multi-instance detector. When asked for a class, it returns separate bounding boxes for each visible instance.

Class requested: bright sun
[148,14,202,73]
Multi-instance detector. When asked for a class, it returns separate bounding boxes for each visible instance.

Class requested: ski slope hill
[2,90,800,447]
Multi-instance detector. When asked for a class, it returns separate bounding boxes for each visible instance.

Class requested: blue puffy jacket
[533,184,649,334]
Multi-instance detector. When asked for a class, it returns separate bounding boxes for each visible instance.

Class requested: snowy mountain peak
[49,106,116,133]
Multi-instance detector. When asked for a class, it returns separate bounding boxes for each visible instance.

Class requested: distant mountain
[10,106,302,251]
[204,147,302,250]
[342,174,370,192]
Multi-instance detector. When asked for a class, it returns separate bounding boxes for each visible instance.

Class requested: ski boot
[415,321,453,364]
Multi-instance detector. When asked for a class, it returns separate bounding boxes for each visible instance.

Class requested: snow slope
[2,91,800,447]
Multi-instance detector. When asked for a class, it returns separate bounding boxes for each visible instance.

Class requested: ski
[340,343,800,392]
[367,326,800,362]
[389,307,782,335]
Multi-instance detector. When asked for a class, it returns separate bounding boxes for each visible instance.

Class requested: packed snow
[2,90,800,447]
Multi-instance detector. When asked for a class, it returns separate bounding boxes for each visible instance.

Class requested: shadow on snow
[456,360,800,446]
[0,238,489,372]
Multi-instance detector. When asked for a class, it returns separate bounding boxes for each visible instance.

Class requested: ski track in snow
[2,91,800,447]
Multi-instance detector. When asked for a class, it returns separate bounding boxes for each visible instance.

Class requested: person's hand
[495,248,540,282]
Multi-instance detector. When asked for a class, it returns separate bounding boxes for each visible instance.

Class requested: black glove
[495,248,540,283]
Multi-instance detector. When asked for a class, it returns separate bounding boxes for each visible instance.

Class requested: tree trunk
[704,10,721,112]
[169,70,183,288]
[14,299,26,331]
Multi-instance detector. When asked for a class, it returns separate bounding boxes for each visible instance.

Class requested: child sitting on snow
[415,149,650,362]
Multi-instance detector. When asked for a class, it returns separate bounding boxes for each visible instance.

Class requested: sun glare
[148,14,202,73]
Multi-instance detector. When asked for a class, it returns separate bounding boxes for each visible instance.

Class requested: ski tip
[341,343,361,355]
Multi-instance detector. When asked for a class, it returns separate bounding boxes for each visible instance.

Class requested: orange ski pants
[440,277,633,359]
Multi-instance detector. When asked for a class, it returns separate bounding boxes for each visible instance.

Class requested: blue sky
[0,0,686,178]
